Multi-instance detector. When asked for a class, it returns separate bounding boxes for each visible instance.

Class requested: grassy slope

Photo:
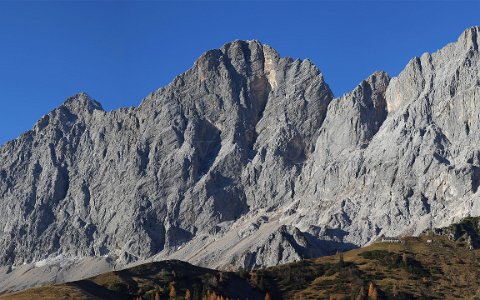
[2,218,480,299]
[0,260,263,300]
[257,235,480,299]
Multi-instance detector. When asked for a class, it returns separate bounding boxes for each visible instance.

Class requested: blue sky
[0,1,479,146]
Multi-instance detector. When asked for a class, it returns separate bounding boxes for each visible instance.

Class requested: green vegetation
[358,250,429,277]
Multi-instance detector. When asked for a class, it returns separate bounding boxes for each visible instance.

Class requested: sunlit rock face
[1,27,480,282]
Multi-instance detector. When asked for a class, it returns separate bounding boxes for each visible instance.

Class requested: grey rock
[1,27,480,291]
[295,26,480,247]
[0,256,115,294]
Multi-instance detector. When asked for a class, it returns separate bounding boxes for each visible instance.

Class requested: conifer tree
[402,252,408,265]
[368,282,378,300]
[169,283,176,299]
[337,250,344,268]
[392,283,398,297]
[193,285,200,300]
[207,291,217,300]
[356,286,367,300]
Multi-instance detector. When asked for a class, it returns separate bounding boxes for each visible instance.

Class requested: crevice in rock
[420,193,431,214]
[471,166,480,193]
[136,143,151,175]
[52,165,70,203]
[81,183,91,207]
[193,119,222,178]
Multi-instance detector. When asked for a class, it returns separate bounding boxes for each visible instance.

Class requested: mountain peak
[61,92,104,113]
[194,39,280,68]
[3,26,480,293]
[458,26,479,50]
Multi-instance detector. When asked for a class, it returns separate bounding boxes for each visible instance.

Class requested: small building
[380,236,403,243]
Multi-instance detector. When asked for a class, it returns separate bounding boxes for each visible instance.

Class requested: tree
[192,285,200,300]
[368,282,378,300]
[356,286,367,300]
[257,274,266,291]
[392,283,398,297]
[169,283,176,299]
[185,289,191,300]
[337,250,345,268]
[207,291,219,300]
[219,272,225,283]
[209,275,219,288]
[402,252,408,265]
[155,291,161,300]
[236,267,248,279]
[265,292,272,300]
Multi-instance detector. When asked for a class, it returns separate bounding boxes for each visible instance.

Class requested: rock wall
[1,28,480,275]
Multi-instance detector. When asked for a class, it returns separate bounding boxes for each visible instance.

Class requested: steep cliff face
[1,27,480,281]
[294,26,480,247]
[0,40,333,268]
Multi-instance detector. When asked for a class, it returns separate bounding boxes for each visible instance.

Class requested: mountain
[3,216,480,299]
[0,26,480,292]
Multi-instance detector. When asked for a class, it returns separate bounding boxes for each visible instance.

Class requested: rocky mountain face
[294,26,480,245]
[1,27,480,284]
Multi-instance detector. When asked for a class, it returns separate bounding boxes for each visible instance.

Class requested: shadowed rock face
[1,27,480,278]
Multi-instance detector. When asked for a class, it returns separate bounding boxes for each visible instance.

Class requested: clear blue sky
[0,1,479,146]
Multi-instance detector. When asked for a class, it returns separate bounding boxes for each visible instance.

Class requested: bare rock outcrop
[1,27,480,292]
